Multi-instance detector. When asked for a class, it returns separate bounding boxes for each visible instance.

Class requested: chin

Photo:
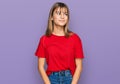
[58,23,66,26]
[59,25,65,27]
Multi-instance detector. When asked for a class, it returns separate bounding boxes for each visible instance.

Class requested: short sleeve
[74,34,84,59]
[35,36,46,58]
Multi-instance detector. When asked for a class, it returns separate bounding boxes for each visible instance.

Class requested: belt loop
[59,71,60,76]
[51,72,53,76]
[65,70,68,76]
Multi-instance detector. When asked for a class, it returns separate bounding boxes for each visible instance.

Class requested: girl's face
[51,7,68,27]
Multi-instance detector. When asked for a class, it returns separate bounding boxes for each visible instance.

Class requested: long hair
[45,2,72,38]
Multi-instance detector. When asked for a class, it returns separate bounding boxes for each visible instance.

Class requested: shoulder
[70,32,81,40]
[40,34,50,39]
[39,34,52,42]
[39,34,47,42]
[39,34,45,39]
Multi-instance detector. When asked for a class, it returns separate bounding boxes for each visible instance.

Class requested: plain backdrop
[0,0,120,84]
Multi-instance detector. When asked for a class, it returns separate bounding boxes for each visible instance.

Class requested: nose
[60,13,64,19]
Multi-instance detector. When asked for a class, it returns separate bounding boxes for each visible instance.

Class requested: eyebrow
[55,7,68,12]
[55,9,68,14]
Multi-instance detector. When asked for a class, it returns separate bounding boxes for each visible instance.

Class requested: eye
[56,11,61,15]
[64,13,68,16]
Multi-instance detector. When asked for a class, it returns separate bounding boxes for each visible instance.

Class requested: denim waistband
[50,70,71,76]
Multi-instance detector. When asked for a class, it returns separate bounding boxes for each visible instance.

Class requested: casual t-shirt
[35,32,84,76]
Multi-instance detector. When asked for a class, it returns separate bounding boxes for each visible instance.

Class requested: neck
[52,24,65,36]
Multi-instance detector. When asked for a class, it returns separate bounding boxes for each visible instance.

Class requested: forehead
[54,7,68,13]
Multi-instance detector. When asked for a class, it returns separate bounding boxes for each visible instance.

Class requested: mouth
[59,20,65,22]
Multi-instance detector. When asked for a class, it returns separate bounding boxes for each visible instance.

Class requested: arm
[38,58,51,84]
[71,58,83,84]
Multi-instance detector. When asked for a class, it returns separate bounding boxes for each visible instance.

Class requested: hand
[71,83,77,84]
[44,82,51,84]
[71,81,77,84]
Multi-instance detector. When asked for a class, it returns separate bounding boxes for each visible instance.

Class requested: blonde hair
[45,2,72,38]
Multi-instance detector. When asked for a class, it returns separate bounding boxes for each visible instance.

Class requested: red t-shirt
[35,33,84,76]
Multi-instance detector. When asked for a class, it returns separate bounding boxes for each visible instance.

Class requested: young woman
[35,2,84,84]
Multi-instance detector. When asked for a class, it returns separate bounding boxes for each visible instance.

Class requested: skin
[38,7,83,84]
[51,7,68,36]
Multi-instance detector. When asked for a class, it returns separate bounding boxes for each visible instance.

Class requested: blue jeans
[48,70,73,84]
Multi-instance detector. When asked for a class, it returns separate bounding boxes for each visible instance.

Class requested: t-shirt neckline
[51,33,65,37]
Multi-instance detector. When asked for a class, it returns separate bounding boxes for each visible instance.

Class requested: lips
[59,20,65,22]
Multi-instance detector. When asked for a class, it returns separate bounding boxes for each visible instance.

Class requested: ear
[51,17,53,20]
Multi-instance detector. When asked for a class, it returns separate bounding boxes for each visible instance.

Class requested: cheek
[53,14,59,19]
[65,16,68,20]
[53,18,58,23]
[65,18,68,23]
[53,16,59,21]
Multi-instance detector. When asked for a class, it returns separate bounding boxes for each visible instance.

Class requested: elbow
[80,66,83,72]
[75,58,83,72]
[37,58,45,73]
[76,64,83,72]
[38,64,44,72]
